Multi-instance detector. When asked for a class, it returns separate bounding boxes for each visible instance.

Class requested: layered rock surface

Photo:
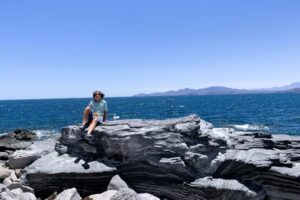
[13,115,300,199]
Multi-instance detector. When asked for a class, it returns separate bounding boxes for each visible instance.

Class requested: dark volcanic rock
[10,129,37,141]
[19,115,300,200]
[0,129,37,151]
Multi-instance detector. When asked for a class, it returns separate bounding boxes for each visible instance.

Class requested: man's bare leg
[87,118,99,136]
[81,107,91,126]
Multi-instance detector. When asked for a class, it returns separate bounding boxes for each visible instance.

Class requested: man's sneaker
[79,123,89,130]
[85,134,94,143]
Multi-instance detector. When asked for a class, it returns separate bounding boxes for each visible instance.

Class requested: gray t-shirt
[88,99,108,116]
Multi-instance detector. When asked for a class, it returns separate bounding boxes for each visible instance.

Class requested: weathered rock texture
[20,152,117,198]
[8,138,56,169]
[0,129,37,151]
[19,115,300,200]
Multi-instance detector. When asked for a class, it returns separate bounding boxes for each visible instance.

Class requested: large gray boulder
[187,177,260,199]
[0,166,11,180]
[8,137,57,169]
[8,150,41,169]
[2,169,19,187]
[107,175,129,191]
[18,115,300,199]
[0,188,36,200]
[54,188,81,200]
[0,183,8,192]
[7,183,34,193]
[85,190,118,200]
[20,152,117,198]
[137,193,160,200]
[110,188,140,200]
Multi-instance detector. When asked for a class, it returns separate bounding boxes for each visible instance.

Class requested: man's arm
[88,101,94,113]
[103,101,108,122]
[103,111,107,122]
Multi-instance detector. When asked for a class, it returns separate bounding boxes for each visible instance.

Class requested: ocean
[0,93,300,138]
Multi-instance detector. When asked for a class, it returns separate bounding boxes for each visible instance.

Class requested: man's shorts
[88,112,103,125]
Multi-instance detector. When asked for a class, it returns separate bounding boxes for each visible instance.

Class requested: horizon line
[1,81,299,101]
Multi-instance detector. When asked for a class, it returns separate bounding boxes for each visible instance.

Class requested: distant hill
[134,82,300,97]
[266,82,300,91]
[281,88,300,93]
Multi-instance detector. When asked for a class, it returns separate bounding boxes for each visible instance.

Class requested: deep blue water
[0,93,300,137]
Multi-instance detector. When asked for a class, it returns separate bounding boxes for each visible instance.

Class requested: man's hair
[93,90,105,98]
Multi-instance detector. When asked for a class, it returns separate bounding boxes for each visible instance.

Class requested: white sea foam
[113,114,120,120]
[32,129,59,139]
[0,132,8,136]
[231,124,269,132]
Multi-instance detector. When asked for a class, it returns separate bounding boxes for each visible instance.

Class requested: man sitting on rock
[79,90,108,138]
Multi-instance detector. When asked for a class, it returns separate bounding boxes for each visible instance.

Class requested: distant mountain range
[281,87,300,93]
[134,82,300,97]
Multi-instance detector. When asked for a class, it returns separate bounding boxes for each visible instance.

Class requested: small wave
[112,114,120,120]
[32,129,59,139]
[231,124,269,132]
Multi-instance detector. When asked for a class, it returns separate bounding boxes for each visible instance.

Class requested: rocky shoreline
[1,115,300,199]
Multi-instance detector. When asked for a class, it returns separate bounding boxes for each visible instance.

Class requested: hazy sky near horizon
[0,0,300,99]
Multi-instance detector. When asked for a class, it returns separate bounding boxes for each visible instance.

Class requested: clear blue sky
[0,0,299,99]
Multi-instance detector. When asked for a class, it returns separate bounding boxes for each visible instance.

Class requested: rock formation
[1,115,300,199]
